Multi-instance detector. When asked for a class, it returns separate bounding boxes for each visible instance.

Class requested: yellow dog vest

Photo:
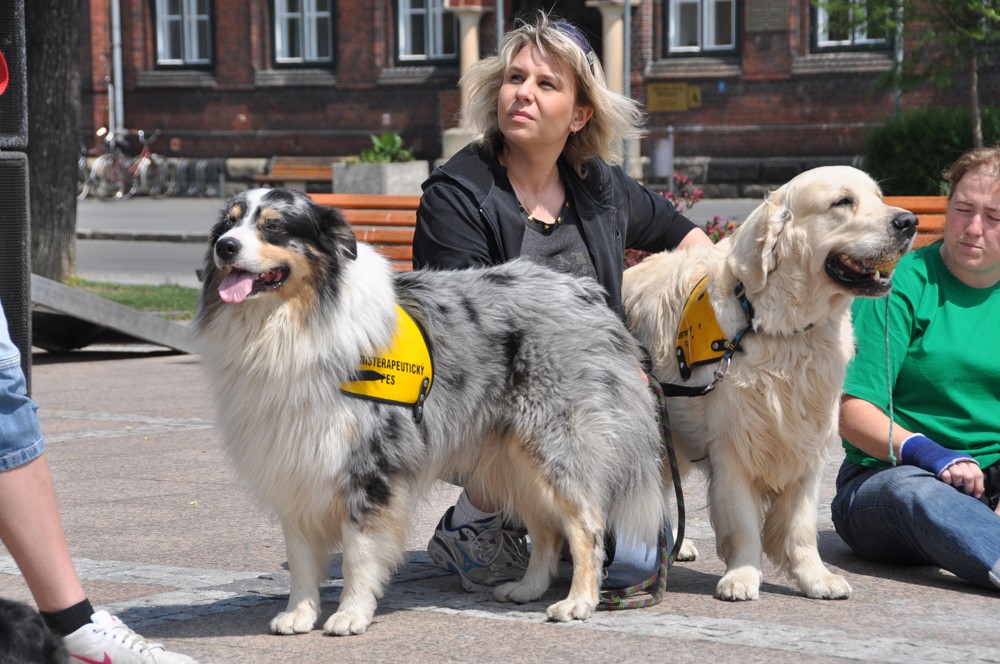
[675,276,728,380]
[341,304,434,421]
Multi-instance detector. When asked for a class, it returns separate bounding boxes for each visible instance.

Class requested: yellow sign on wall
[648,83,702,112]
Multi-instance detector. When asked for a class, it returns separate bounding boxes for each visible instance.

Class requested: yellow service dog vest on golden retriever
[675,276,729,379]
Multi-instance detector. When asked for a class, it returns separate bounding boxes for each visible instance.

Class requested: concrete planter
[332,161,429,196]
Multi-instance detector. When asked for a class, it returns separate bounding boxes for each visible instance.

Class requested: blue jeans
[831,460,1000,591]
[0,300,44,472]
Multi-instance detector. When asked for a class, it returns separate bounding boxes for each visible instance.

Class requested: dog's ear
[728,194,791,292]
[319,205,358,261]
[332,222,358,261]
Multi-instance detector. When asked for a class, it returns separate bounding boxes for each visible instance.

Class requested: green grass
[68,278,200,320]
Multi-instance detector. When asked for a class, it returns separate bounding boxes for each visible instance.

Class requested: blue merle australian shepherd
[193,188,669,636]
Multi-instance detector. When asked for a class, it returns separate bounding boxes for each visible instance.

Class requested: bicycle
[76,140,90,201]
[89,128,167,200]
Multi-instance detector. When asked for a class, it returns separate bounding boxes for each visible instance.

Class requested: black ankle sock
[40,598,94,637]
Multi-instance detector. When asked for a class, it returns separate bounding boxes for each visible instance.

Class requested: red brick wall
[79,0,1000,164]
[81,0,461,159]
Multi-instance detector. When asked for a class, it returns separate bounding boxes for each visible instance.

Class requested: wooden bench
[306,193,946,273]
[310,193,420,271]
[254,156,336,191]
[884,195,946,248]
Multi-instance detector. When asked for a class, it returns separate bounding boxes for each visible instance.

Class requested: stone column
[588,0,625,93]
[586,0,642,179]
[441,3,486,161]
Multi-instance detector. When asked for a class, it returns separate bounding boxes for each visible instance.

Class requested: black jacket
[413,143,698,318]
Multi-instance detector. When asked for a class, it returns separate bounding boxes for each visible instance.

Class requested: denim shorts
[0,305,44,472]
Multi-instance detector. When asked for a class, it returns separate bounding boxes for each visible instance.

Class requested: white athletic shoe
[61,611,197,664]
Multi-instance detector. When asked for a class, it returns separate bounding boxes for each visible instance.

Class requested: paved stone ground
[1,351,996,663]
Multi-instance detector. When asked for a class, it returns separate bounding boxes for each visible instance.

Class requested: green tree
[814,0,1000,148]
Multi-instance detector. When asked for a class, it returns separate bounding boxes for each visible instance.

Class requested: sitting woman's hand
[939,458,985,499]
[900,433,984,499]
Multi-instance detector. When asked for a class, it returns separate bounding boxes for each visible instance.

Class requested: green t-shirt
[842,242,1000,469]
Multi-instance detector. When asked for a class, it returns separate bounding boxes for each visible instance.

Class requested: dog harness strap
[340,304,435,422]
[734,281,756,324]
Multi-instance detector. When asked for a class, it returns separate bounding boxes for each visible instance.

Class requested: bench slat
[340,210,417,226]
[311,193,421,211]
[255,157,335,185]
[883,195,947,214]
[352,227,416,244]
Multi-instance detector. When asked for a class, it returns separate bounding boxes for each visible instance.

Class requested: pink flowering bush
[706,217,737,243]
[624,173,736,268]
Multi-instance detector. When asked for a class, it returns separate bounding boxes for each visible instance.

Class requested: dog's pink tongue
[219,270,255,303]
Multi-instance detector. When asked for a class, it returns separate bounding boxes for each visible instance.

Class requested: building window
[155,0,212,65]
[275,0,334,64]
[666,0,736,54]
[398,0,458,62]
[815,1,891,50]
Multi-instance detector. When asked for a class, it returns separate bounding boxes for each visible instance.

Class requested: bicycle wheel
[76,157,90,201]
[90,154,128,201]
[159,159,178,198]
[139,157,165,197]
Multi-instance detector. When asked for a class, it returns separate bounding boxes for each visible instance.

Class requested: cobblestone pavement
[2,352,996,663]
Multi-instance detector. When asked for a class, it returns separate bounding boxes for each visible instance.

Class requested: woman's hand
[938,458,985,499]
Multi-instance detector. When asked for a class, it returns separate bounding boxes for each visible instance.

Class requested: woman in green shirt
[832,147,1000,591]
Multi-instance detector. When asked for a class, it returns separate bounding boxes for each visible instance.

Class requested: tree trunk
[24,0,80,281]
[970,50,983,149]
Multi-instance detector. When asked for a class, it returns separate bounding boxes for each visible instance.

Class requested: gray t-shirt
[518,196,597,281]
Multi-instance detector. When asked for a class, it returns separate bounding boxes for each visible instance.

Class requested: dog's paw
[270,608,318,635]
[322,609,372,636]
[715,568,761,601]
[546,597,595,622]
[493,579,546,604]
[801,573,852,600]
[677,538,699,561]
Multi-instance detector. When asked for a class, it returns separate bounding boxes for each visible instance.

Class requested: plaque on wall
[746,0,788,33]
[648,83,702,113]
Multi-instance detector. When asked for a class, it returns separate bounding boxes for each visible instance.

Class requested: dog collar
[340,304,434,422]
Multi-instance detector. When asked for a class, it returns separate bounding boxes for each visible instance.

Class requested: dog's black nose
[216,236,242,260]
[893,211,918,237]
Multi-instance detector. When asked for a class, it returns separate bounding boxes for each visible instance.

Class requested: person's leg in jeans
[0,307,87,615]
[0,302,197,662]
[831,461,1000,591]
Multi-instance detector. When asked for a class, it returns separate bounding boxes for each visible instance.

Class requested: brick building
[79,0,999,187]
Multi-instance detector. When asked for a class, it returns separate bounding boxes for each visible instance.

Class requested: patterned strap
[598,374,686,610]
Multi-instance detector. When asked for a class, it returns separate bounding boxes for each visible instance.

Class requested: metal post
[652,125,675,190]
[110,0,124,131]
[496,0,504,51]
[622,0,631,175]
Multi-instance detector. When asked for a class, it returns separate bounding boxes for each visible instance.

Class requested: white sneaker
[62,611,197,664]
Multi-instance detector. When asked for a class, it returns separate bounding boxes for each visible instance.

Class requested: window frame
[664,0,738,57]
[273,0,336,66]
[812,1,892,52]
[397,0,458,64]
[154,0,214,67]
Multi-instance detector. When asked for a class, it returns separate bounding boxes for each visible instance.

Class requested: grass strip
[68,278,200,320]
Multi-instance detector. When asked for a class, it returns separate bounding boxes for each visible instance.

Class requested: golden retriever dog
[623,166,917,601]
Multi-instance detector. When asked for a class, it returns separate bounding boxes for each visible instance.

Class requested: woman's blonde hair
[943,146,1000,198]
[461,11,645,175]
